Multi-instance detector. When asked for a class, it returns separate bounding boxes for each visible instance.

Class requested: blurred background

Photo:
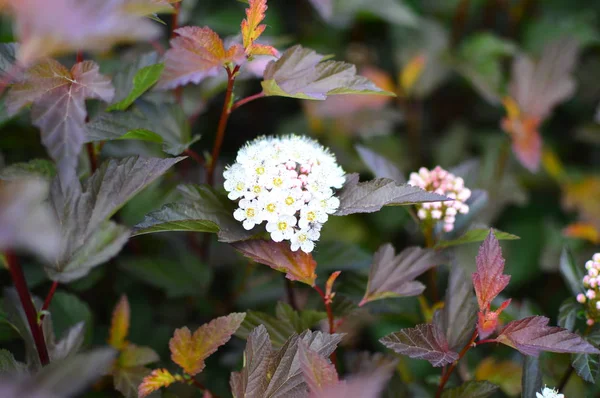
[1,0,600,396]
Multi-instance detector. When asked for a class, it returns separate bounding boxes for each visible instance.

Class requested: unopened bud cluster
[224,135,345,253]
[408,166,471,232]
[576,253,600,325]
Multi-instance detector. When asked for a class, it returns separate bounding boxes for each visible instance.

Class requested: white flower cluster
[576,253,600,325]
[537,386,564,398]
[408,166,471,232]
[224,135,345,253]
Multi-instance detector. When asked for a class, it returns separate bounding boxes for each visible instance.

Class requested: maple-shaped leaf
[241,0,277,57]
[6,59,114,181]
[158,26,245,90]
[311,368,393,398]
[503,38,579,171]
[380,323,459,367]
[494,316,600,357]
[7,0,160,65]
[138,368,178,398]
[472,230,510,311]
[359,244,447,306]
[299,340,339,394]
[232,239,318,286]
[170,313,245,376]
[109,295,130,350]
[262,45,395,100]
[334,174,448,216]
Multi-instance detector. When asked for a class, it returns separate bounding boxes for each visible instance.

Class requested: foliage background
[1,0,600,396]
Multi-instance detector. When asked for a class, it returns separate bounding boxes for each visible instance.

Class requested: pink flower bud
[577,293,587,303]
[431,210,442,219]
[417,209,427,219]
[586,289,596,299]
[443,223,453,232]
[587,319,595,326]
[593,253,600,262]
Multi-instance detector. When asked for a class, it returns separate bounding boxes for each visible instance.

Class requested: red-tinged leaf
[501,98,543,172]
[241,0,277,57]
[232,239,318,286]
[7,0,160,65]
[311,368,393,398]
[299,340,339,393]
[472,230,510,311]
[6,59,114,181]
[109,295,130,350]
[169,313,245,376]
[138,368,178,398]
[325,271,341,304]
[380,323,459,367]
[494,316,600,357]
[360,244,447,306]
[158,26,245,89]
[477,299,511,339]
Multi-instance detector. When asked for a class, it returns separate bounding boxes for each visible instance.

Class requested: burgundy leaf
[360,244,446,306]
[380,323,459,367]
[232,239,317,286]
[472,230,510,311]
[311,368,392,398]
[495,316,600,357]
[299,340,338,394]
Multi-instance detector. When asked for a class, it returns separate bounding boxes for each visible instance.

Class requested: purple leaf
[494,316,600,357]
[380,323,459,367]
[334,174,449,216]
[360,244,447,306]
[299,340,338,394]
[472,230,510,311]
[311,368,393,398]
[355,144,405,183]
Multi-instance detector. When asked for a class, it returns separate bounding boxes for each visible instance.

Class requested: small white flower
[536,386,564,398]
[290,228,320,253]
[266,215,297,242]
[233,200,263,230]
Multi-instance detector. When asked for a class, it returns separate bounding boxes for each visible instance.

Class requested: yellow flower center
[285,197,294,205]
[298,234,307,242]
[246,208,255,218]
[236,182,244,191]
[307,211,316,221]
[273,177,283,187]
[256,166,265,175]
[253,185,261,194]
[266,203,276,212]
[278,222,288,231]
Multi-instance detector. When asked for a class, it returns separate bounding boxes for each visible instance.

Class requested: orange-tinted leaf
[562,176,600,226]
[542,148,566,182]
[472,230,510,311]
[118,344,159,368]
[109,295,130,350]
[232,239,318,286]
[138,368,178,398]
[563,223,600,244]
[241,0,277,57]
[477,298,511,339]
[500,108,542,172]
[169,313,246,376]
[158,26,245,89]
[7,0,160,65]
[475,357,522,396]
[400,54,426,96]
[325,271,341,304]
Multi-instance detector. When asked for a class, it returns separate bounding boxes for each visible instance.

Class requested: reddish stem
[76,50,83,63]
[435,330,478,398]
[171,1,181,39]
[284,277,299,311]
[314,285,335,333]
[230,92,265,112]
[206,65,240,186]
[475,338,496,346]
[183,149,204,166]
[86,142,98,173]
[41,281,59,315]
[4,251,50,366]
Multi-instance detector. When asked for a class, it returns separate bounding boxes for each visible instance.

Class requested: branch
[435,330,478,398]
[230,92,265,112]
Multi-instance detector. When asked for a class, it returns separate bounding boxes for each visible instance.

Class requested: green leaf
[524,13,600,55]
[109,52,160,106]
[435,228,520,249]
[309,0,417,28]
[107,63,165,111]
[557,298,579,332]
[521,356,542,398]
[0,159,57,181]
[49,292,93,345]
[113,366,152,398]
[0,43,20,83]
[50,322,85,362]
[0,349,27,375]
[571,331,600,383]
[441,381,499,398]
[119,129,164,143]
[262,45,396,100]
[559,246,585,297]
[133,184,254,243]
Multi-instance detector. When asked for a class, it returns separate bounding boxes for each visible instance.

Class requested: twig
[284,277,299,310]
[230,92,265,112]
[4,250,50,366]
[40,281,59,319]
[86,142,98,173]
[435,330,478,398]
[313,285,335,333]
[171,1,181,39]
[183,149,204,166]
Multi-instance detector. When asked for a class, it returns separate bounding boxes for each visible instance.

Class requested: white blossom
[224,134,345,253]
[536,386,564,398]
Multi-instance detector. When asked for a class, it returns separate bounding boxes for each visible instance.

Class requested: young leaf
[133,184,254,242]
[230,325,272,398]
[241,0,277,57]
[435,228,520,249]
[107,63,164,111]
[571,330,600,383]
[119,345,159,368]
[139,368,178,398]
[0,180,60,262]
[494,316,600,357]
[262,45,395,100]
[232,239,318,286]
[109,295,130,350]
[7,0,160,64]
[333,174,448,216]
[6,59,114,181]
[359,244,447,306]
[312,367,393,398]
[355,144,405,183]
[557,298,579,332]
[521,356,542,398]
[559,246,585,296]
[379,323,459,367]
[158,26,245,89]
[472,230,510,311]
[440,380,499,398]
[299,340,338,393]
[169,313,245,376]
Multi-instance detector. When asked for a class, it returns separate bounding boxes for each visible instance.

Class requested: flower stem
[435,330,478,398]
[40,281,59,319]
[206,65,240,186]
[4,250,50,366]
[423,224,440,303]
[230,92,265,112]
[171,1,181,39]
[314,285,335,333]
